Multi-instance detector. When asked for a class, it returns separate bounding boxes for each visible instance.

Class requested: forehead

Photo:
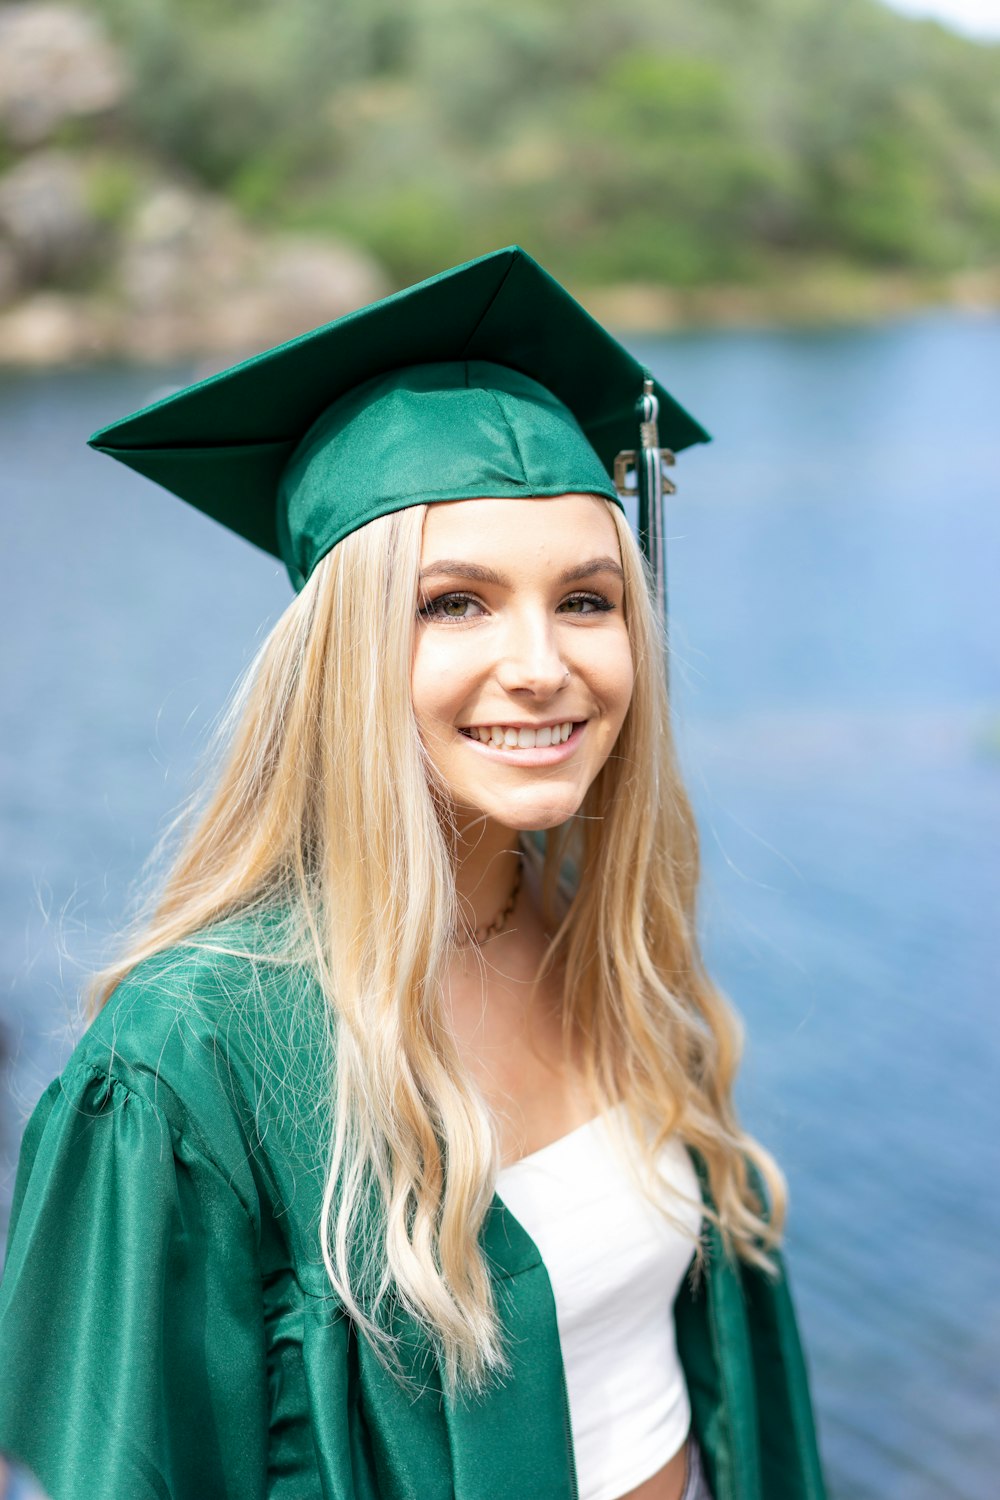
[419,493,621,562]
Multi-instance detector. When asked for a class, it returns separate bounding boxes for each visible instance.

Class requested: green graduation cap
[88,244,709,595]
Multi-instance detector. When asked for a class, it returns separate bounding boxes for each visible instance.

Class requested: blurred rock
[0,291,116,364]
[0,5,388,362]
[196,234,389,354]
[0,3,126,148]
[117,184,249,357]
[0,162,388,364]
[0,150,101,284]
[118,184,388,360]
[0,243,21,309]
[255,237,388,337]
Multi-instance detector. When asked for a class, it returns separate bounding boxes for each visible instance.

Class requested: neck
[452,818,523,940]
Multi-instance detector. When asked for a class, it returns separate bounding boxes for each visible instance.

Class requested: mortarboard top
[88,244,710,592]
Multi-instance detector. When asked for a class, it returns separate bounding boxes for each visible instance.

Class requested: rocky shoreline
[584,265,1000,335]
[0,173,390,367]
[4,254,998,371]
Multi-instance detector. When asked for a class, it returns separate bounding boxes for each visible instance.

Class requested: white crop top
[496,1105,702,1500]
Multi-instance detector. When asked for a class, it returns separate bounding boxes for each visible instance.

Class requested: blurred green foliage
[83,154,142,229]
[88,0,1000,286]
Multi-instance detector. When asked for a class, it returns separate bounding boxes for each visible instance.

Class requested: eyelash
[418,590,616,621]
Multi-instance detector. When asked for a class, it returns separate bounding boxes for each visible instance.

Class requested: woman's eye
[420,592,484,621]
[559,592,615,615]
[419,590,615,621]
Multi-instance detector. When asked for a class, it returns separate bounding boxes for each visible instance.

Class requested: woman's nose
[494,613,569,698]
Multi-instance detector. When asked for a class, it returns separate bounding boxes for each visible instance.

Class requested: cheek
[588,629,635,726]
[411,633,472,733]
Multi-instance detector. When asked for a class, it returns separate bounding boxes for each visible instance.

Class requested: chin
[479,792,585,832]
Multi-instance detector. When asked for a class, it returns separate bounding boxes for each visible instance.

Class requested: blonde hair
[90,499,786,1395]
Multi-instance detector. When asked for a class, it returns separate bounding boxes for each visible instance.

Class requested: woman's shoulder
[60,912,332,1189]
[0,917,334,1500]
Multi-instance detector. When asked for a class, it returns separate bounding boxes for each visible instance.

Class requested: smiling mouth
[459,720,580,749]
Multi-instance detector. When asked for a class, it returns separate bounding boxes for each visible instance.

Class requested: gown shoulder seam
[55,1057,262,1231]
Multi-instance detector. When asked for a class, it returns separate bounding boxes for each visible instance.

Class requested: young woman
[0,248,827,1500]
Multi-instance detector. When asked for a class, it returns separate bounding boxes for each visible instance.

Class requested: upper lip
[459,717,584,730]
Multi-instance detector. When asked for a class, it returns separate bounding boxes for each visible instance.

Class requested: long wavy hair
[89,498,786,1395]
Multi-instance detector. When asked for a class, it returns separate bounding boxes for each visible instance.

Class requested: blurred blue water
[1,312,998,1499]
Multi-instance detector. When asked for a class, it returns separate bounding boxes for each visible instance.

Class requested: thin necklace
[472,860,523,945]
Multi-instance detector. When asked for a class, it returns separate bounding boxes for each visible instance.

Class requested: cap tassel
[614,376,676,622]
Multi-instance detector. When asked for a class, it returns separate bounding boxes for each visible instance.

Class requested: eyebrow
[418,556,625,587]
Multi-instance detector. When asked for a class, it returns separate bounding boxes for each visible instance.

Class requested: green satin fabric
[0,936,827,1500]
[277,361,623,591]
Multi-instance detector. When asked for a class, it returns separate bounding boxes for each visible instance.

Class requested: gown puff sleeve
[0,1058,271,1500]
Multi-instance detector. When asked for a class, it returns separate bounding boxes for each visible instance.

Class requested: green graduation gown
[0,938,828,1500]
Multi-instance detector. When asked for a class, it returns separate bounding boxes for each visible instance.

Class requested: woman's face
[412,493,634,832]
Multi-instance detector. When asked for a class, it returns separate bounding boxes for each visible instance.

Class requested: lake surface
[2,312,998,1499]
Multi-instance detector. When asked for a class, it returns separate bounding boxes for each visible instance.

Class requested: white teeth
[465,721,577,748]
